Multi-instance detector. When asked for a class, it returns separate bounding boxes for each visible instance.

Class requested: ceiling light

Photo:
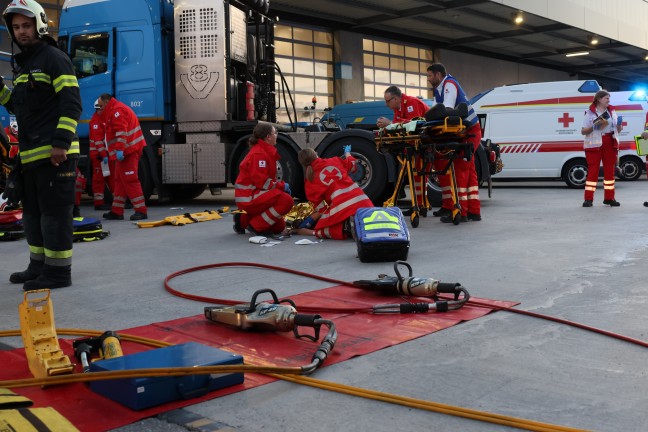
[644,53,648,61]
[565,51,590,57]
[588,35,599,45]
[512,12,523,24]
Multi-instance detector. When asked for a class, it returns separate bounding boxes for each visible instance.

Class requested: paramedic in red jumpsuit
[376,86,430,209]
[427,63,482,222]
[293,147,374,239]
[234,122,293,235]
[581,90,622,207]
[88,99,112,210]
[98,93,148,220]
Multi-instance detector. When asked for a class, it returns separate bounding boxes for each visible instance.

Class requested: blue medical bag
[353,207,410,262]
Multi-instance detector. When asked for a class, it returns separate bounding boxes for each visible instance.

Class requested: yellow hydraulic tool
[137,208,229,228]
[18,289,74,379]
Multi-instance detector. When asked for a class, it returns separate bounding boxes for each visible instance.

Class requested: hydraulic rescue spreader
[204,289,338,374]
[353,261,470,313]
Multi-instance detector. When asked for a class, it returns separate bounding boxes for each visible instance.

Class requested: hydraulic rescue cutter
[204,289,337,374]
[353,261,470,313]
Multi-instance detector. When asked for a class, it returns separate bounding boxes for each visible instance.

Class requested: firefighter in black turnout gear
[0,0,82,290]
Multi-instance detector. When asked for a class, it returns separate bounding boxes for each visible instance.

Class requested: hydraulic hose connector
[353,261,470,314]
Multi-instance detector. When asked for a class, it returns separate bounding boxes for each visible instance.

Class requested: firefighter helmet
[3,0,49,41]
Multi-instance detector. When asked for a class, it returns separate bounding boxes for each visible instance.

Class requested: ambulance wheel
[411,214,419,228]
[617,156,642,181]
[562,159,587,189]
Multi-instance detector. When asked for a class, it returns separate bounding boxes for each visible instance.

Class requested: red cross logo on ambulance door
[320,166,343,186]
[558,113,574,128]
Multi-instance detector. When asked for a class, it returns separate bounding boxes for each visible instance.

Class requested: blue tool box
[89,342,244,410]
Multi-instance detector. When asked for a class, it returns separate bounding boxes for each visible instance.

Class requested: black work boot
[23,265,72,291]
[9,259,44,284]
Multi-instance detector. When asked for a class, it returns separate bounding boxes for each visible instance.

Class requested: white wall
[498,0,648,50]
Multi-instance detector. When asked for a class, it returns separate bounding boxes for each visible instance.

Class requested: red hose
[165,261,648,348]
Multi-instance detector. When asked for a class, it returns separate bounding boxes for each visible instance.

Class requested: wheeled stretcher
[375,103,474,227]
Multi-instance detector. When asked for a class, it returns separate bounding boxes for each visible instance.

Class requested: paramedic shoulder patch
[259,160,266,168]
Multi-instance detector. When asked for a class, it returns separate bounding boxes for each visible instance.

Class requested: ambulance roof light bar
[578,80,601,93]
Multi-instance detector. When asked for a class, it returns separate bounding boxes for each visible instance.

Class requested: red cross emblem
[558,113,574,128]
[320,166,343,186]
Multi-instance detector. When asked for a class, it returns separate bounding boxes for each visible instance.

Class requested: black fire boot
[23,265,72,291]
[9,259,44,284]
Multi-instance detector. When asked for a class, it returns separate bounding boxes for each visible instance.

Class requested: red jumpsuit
[104,98,147,216]
[583,103,619,202]
[389,94,430,207]
[235,139,293,234]
[89,111,113,207]
[306,155,374,239]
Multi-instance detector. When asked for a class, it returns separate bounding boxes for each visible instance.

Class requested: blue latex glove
[102,156,108,164]
[343,144,351,154]
[284,183,291,195]
[115,150,124,161]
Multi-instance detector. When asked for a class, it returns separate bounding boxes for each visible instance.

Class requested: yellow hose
[0,329,589,432]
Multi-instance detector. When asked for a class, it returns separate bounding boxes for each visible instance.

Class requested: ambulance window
[70,33,110,79]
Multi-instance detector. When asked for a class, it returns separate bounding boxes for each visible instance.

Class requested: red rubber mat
[1,285,517,432]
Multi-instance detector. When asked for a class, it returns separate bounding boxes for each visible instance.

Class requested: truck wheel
[138,155,155,201]
[233,139,305,200]
[321,137,387,204]
[426,176,442,208]
[617,156,642,181]
[167,184,206,201]
[562,159,588,188]
[275,139,304,200]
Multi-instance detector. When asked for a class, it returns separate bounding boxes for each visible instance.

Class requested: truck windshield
[69,33,109,79]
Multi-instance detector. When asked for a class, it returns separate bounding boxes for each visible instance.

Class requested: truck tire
[138,155,155,201]
[275,138,305,200]
[320,137,387,204]
[617,156,643,181]
[426,177,442,208]
[230,137,305,200]
[166,184,206,201]
[562,158,587,188]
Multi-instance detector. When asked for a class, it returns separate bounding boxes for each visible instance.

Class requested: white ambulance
[472,80,646,187]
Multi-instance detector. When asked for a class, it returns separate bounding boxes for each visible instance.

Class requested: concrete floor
[2,179,648,432]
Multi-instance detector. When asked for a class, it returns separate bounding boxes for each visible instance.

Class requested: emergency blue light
[629,89,648,101]
[578,80,601,93]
